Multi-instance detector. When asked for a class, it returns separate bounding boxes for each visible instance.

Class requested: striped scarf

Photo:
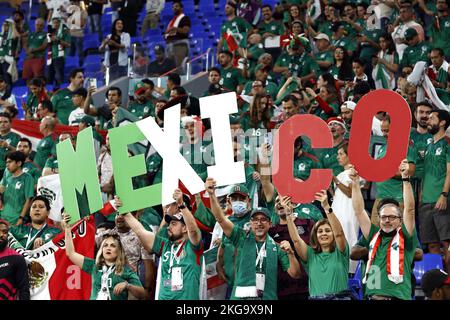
[363,227,405,285]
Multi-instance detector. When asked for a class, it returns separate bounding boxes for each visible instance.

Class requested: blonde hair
[95,235,127,275]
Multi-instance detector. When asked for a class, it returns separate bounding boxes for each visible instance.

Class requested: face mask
[231,201,248,217]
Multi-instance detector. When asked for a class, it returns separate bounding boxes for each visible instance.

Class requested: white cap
[313,33,330,42]
[341,100,356,111]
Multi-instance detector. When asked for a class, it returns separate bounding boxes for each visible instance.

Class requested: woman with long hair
[99,18,130,82]
[330,46,353,86]
[62,214,145,300]
[243,93,272,130]
[26,78,50,120]
[305,84,341,120]
[372,33,399,90]
[287,190,351,300]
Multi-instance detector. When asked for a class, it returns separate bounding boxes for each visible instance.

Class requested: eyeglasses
[380,215,401,222]
[251,217,270,224]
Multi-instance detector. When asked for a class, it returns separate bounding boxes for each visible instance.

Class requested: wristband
[401,177,410,182]
[178,204,186,210]
[18,216,23,220]
[326,207,333,214]
[441,192,448,198]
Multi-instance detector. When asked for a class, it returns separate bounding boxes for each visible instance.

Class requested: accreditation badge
[171,267,183,291]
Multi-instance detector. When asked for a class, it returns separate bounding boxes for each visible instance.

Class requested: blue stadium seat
[413,254,443,286]
[348,261,363,300]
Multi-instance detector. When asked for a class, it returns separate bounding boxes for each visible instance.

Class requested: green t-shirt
[139,207,162,232]
[314,50,334,75]
[409,129,433,180]
[428,15,450,57]
[219,66,246,92]
[331,36,357,53]
[400,42,431,68]
[363,224,416,300]
[303,244,350,297]
[228,225,290,300]
[294,203,323,222]
[220,17,252,51]
[257,20,285,36]
[294,152,320,181]
[0,132,21,170]
[12,161,41,185]
[81,257,142,300]
[317,20,333,38]
[44,157,58,171]
[28,31,47,58]
[152,235,204,300]
[288,52,318,77]
[422,138,450,203]
[51,88,76,125]
[128,100,154,120]
[10,224,60,249]
[0,34,19,58]
[51,28,71,59]
[359,28,382,61]
[316,143,345,177]
[0,172,35,224]
[34,135,56,170]
[241,80,278,100]
[375,141,417,201]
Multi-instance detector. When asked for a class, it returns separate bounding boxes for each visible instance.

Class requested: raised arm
[349,166,372,239]
[400,160,415,236]
[83,86,99,116]
[173,188,201,246]
[259,143,275,202]
[62,214,85,268]
[205,178,234,238]
[279,240,301,279]
[286,211,308,262]
[315,190,347,253]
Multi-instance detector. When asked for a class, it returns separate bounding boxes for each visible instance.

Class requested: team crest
[436,147,443,156]
[28,261,49,295]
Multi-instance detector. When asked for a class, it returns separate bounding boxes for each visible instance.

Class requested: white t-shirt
[68,107,86,126]
[47,0,71,20]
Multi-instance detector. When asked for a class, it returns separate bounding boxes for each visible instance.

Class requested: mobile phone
[89,78,97,89]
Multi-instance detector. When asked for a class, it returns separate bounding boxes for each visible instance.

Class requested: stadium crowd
[0,0,450,301]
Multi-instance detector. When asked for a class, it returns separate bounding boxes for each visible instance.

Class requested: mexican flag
[7,217,95,300]
[203,246,227,300]
[222,30,239,52]
[37,174,64,222]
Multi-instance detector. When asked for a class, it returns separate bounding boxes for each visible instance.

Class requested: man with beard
[372,115,416,225]
[340,100,356,138]
[0,219,30,300]
[84,86,122,130]
[206,177,301,300]
[351,160,417,300]
[127,81,154,120]
[10,196,60,250]
[218,50,245,94]
[164,1,191,67]
[120,188,204,300]
[429,0,450,58]
[16,138,41,185]
[420,110,450,260]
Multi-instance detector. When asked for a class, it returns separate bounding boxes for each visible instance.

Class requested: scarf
[234,231,278,300]
[165,13,185,39]
[97,264,116,300]
[363,227,405,285]
[372,51,395,90]
[428,60,449,84]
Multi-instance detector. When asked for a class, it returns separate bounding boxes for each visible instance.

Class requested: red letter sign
[272,114,333,203]
[348,89,411,182]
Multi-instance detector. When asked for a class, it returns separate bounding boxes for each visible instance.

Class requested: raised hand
[314,190,329,208]
[173,188,184,206]
[279,240,295,255]
[399,159,409,178]
[205,178,216,195]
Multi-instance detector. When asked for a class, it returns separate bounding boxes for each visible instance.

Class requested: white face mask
[231,201,248,217]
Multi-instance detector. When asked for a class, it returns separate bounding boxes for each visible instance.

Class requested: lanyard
[169,240,185,272]
[26,224,47,249]
[255,242,266,270]
[98,265,115,300]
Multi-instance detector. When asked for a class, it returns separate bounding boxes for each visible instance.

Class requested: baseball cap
[80,115,95,127]
[134,81,146,95]
[250,207,272,221]
[341,100,356,111]
[164,212,186,225]
[228,184,249,198]
[421,269,450,298]
[314,33,330,42]
[404,28,418,40]
[154,45,165,53]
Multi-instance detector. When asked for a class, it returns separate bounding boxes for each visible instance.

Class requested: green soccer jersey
[359,28,382,61]
[51,88,76,125]
[21,162,41,185]
[0,172,35,225]
[181,140,212,181]
[128,100,154,120]
[331,36,357,53]
[363,224,417,300]
[34,135,56,170]
[228,225,290,300]
[221,213,252,285]
[257,20,285,36]
[247,44,266,73]
[316,143,345,177]
[302,243,350,297]
[152,235,204,300]
[288,52,318,78]
[429,15,450,57]
[10,224,60,249]
[220,17,252,51]
[0,34,19,58]
[241,80,278,100]
[422,137,450,204]
[294,152,320,181]
[314,50,334,75]
[27,31,47,58]
[409,129,433,180]
[219,66,246,92]
[0,132,21,171]
[317,20,333,38]
[139,207,162,232]
[50,29,71,59]
[44,157,58,171]
[81,257,143,300]
[294,203,323,222]
[400,42,432,68]
[375,141,416,201]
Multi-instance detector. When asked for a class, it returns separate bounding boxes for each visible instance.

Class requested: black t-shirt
[87,0,104,15]
[97,104,113,121]
[0,248,30,300]
[147,58,177,76]
[166,16,191,41]
[109,34,121,66]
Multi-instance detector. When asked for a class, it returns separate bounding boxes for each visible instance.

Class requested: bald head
[42,116,56,130]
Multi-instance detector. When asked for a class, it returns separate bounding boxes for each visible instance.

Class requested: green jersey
[303,244,350,297]
[0,132,21,170]
[50,28,71,59]
[152,235,204,300]
[0,32,19,58]
[0,172,35,224]
[10,224,60,249]
[241,80,278,100]
[247,44,266,73]
[317,20,333,38]
[34,135,56,170]
[359,28,382,61]
[331,36,357,53]
[19,161,41,185]
[294,152,320,181]
[51,88,76,125]
[375,141,416,201]
[220,17,252,51]
[409,128,433,180]
[363,224,417,300]
[422,137,450,204]
[316,143,345,177]
[429,15,450,57]
[139,207,162,232]
[256,20,285,36]
[128,100,154,120]
[401,42,431,68]
[294,203,323,222]
[219,66,246,92]
[27,31,47,58]
[314,50,334,75]
[44,157,58,171]
[81,257,142,300]
[288,52,318,77]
